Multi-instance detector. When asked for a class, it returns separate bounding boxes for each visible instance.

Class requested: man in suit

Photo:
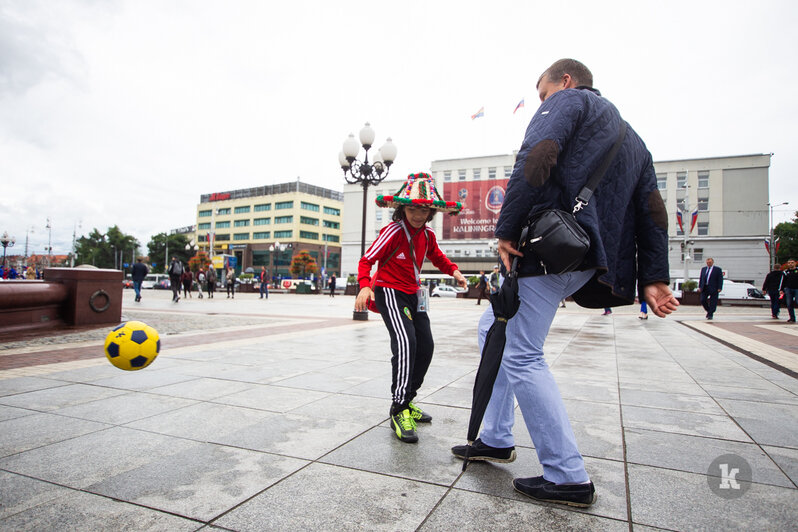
[699,257,723,319]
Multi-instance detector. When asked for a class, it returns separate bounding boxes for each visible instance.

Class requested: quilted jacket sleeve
[495,90,585,242]
[632,154,671,290]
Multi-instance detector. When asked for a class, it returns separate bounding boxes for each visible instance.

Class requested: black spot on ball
[107,343,120,357]
[156,339,161,353]
[131,330,148,344]
[130,355,148,368]
[112,323,125,332]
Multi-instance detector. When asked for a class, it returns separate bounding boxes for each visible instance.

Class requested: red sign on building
[441,179,509,239]
[209,193,231,201]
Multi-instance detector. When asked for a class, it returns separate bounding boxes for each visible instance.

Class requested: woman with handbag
[355,173,467,443]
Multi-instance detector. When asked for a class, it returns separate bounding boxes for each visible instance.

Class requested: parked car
[431,285,465,298]
[153,279,171,290]
[142,274,169,289]
[122,279,134,289]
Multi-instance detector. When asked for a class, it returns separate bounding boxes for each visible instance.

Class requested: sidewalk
[1,290,796,530]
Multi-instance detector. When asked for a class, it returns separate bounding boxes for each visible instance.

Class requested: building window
[234,206,250,214]
[300,216,319,226]
[488,167,496,179]
[199,210,212,217]
[376,210,383,223]
[697,222,709,236]
[324,206,340,216]
[253,231,270,240]
[300,231,319,240]
[274,230,292,239]
[323,220,340,229]
[475,249,483,257]
[693,248,703,262]
[198,235,206,242]
[656,173,667,190]
[234,219,250,227]
[215,221,230,228]
[215,233,230,241]
[698,170,709,189]
[473,168,481,180]
[198,222,211,230]
[254,218,270,225]
[676,171,687,189]
[254,203,271,212]
[233,233,249,241]
[458,169,466,181]
[275,201,293,210]
[275,215,293,224]
[323,234,340,242]
[504,167,512,178]
[444,171,451,182]
[216,207,231,215]
[301,202,319,212]
[697,198,709,211]
[676,199,686,212]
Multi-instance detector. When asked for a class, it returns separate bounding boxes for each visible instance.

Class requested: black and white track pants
[375,286,434,409]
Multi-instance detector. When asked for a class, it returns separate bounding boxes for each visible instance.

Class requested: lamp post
[269,241,292,287]
[768,201,789,270]
[1,231,15,268]
[339,122,397,320]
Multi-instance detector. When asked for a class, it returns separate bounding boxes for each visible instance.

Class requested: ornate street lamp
[339,122,397,320]
[767,201,789,270]
[1,231,15,268]
[269,241,293,285]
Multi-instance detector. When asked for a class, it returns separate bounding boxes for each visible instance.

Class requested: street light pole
[1,231,15,268]
[768,201,789,270]
[339,122,397,321]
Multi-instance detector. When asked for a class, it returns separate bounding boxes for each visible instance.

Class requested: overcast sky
[1,0,796,256]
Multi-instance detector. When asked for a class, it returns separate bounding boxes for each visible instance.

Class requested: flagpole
[681,181,691,285]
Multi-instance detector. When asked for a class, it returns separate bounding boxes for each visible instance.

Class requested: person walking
[226,266,236,299]
[476,270,488,305]
[355,172,467,444]
[699,257,723,320]
[783,259,798,323]
[489,265,500,294]
[206,266,217,298]
[131,258,148,302]
[181,269,193,298]
[167,257,183,302]
[196,268,205,299]
[328,273,336,297]
[763,265,785,319]
[450,59,678,507]
[259,266,269,299]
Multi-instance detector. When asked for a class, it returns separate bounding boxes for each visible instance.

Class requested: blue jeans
[260,281,269,298]
[767,289,781,317]
[478,269,594,484]
[133,281,142,299]
[786,287,797,321]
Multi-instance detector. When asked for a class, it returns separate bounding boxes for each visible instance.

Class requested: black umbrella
[462,247,522,471]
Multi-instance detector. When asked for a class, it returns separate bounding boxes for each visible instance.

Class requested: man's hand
[452,270,468,289]
[497,238,524,272]
[643,282,680,318]
[355,287,374,312]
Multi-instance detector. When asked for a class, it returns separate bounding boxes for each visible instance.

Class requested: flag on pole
[764,237,771,254]
[513,99,525,114]
[676,211,684,233]
[471,106,484,120]
[690,209,699,233]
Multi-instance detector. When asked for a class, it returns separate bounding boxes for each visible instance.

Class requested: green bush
[682,279,698,292]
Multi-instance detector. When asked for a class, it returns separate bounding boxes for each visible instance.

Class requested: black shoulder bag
[519,120,627,275]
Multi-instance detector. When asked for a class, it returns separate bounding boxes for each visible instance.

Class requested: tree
[147,233,190,273]
[74,225,139,270]
[290,250,318,278]
[774,211,798,265]
[188,250,212,272]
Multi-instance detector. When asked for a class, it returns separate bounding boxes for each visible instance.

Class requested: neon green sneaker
[390,408,418,443]
[409,402,432,423]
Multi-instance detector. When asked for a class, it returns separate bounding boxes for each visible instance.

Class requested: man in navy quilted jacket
[452,59,679,507]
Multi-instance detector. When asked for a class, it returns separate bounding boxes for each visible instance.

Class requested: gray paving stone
[762,445,798,486]
[53,392,198,425]
[40,364,123,383]
[89,368,198,391]
[271,370,372,393]
[0,470,73,519]
[0,412,109,458]
[288,392,387,422]
[628,463,798,530]
[0,382,127,412]
[0,404,35,422]
[88,441,308,521]
[147,376,255,401]
[0,489,199,531]
[212,382,330,413]
[625,427,792,487]
[214,462,447,532]
[420,486,628,531]
[621,405,753,442]
[0,375,70,396]
[702,383,798,405]
[714,397,798,448]
[620,388,725,415]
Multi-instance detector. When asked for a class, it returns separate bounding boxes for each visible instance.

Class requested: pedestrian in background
[226,266,236,299]
[131,258,148,302]
[181,269,193,298]
[168,256,183,302]
[260,266,269,299]
[477,270,488,305]
[328,273,336,297]
[196,268,205,299]
[763,265,784,319]
[783,259,798,323]
[206,266,217,298]
[699,257,723,320]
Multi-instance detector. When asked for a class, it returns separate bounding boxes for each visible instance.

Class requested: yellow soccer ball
[104,321,161,371]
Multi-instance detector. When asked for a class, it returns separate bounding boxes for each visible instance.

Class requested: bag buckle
[573,197,588,214]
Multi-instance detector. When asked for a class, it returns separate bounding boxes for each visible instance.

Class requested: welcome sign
[441,179,509,239]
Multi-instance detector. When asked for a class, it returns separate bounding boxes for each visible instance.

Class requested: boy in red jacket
[355,172,467,443]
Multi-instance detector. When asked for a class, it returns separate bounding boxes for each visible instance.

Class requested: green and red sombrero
[375,172,463,215]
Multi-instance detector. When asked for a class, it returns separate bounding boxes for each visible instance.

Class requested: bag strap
[573,120,627,213]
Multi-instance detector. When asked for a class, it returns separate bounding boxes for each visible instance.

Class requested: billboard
[442,179,509,239]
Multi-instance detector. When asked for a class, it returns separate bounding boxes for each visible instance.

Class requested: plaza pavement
[1,289,797,530]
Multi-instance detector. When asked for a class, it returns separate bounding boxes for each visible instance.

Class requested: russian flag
[471,106,484,120]
[690,209,698,233]
[513,99,525,114]
[764,237,771,254]
[676,211,683,233]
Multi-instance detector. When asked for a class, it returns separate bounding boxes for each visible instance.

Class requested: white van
[670,278,768,300]
[142,274,169,289]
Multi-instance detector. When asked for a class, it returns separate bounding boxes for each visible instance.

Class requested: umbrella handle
[509,226,528,275]
[461,444,471,472]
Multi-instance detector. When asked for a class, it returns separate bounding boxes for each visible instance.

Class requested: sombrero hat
[375,172,462,215]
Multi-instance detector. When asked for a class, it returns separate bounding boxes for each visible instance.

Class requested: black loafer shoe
[513,476,597,507]
[451,438,516,462]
